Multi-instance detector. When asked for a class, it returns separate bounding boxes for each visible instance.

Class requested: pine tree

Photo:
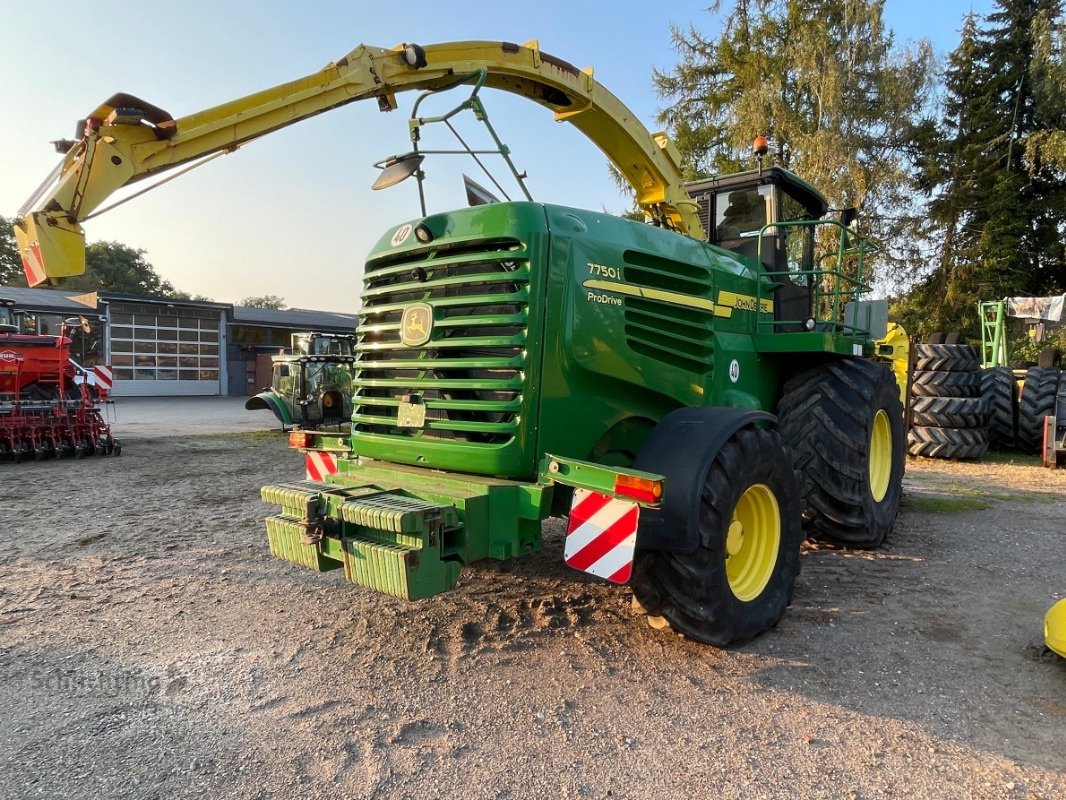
[906,0,1066,337]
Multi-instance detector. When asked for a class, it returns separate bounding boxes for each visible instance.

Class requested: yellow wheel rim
[725,483,781,602]
[869,409,892,503]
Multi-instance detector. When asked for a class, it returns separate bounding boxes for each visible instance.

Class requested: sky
[0,0,998,312]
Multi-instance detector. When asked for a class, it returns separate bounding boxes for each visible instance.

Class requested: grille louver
[621,252,715,376]
[354,239,530,446]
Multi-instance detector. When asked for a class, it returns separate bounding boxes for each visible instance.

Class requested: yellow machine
[876,322,911,407]
[14,39,702,284]
[1047,599,1066,658]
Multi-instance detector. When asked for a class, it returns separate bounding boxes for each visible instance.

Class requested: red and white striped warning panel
[22,243,46,287]
[93,365,113,395]
[564,488,639,584]
[305,451,339,481]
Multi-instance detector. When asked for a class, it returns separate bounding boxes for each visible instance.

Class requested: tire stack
[908,341,989,459]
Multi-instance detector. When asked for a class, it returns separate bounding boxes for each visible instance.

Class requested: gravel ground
[0,434,1064,800]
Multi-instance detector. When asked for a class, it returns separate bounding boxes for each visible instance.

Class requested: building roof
[102,291,230,309]
[0,285,358,330]
[0,285,101,315]
[230,305,358,331]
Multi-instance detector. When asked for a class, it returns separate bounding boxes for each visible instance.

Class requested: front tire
[630,426,802,646]
[778,358,906,548]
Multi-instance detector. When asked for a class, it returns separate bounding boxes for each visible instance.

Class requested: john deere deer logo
[400,304,433,347]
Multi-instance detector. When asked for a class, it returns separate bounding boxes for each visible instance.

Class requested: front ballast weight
[260,407,826,647]
[260,447,661,601]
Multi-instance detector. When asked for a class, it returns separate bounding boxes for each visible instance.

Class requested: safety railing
[754,218,875,336]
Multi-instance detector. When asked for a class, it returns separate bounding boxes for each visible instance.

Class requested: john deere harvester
[14,40,904,645]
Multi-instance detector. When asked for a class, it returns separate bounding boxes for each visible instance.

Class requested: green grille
[353,239,530,446]
[621,253,716,376]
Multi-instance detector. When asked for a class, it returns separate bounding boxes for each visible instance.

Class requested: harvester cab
[686,165,875,337]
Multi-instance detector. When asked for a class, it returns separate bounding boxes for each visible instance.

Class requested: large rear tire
[778,359,905,549]
[1017,367,1061,453]
[630,426,802,646]
[980,367,1016,450]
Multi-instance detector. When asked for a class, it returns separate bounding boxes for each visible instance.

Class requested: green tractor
[245,332,356,431]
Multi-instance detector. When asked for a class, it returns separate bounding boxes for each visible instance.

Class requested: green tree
[904,0,1066,337]
[1027,8,1066,167]
[66,241,178,296]
[0,216,24,286]
[238,294,287,309]
[654,0,935,278]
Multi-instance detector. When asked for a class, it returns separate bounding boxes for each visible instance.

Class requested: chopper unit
[14,39,904,644]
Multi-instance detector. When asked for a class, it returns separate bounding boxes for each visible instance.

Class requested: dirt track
[1,434,1064,799]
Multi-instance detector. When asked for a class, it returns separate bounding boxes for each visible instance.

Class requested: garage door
[108,304,224,396]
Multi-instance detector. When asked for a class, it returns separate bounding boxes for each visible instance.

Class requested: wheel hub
[726,520,744,556]
[726,483,781,602]
[869,409,892,503]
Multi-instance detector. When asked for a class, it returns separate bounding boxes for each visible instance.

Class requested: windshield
[312,337,354,357]
[714,186,773,243]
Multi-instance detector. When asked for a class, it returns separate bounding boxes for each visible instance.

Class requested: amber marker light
[288,432,311,449]
[614,474,664,504]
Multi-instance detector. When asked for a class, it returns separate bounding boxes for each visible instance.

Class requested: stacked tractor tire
[908,334,1065,459]
[983,346,1062,455]
[908,337,989,459]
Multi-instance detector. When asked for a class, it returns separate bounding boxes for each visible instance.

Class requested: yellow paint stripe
[717,290,774,314]
[583,280,719,313]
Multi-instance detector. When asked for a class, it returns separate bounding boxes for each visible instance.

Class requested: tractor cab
[686,166,874,337]
[291,332,356,358]
[0,299,18,334]
[245,332,357,430]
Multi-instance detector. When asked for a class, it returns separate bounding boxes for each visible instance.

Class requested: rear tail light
[614,474,663,504]
[288,431,311,449]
